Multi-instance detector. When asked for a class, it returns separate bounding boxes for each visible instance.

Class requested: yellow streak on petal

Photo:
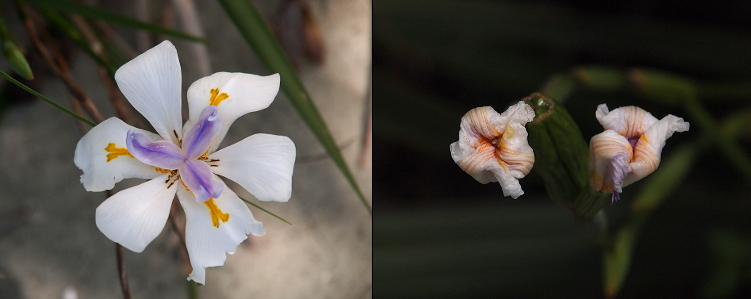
[496,125,534,176]
[209,88,230,106]
[155,167,171,173]
[104,143,133,162]
[204,198,230,228]
[590,172,604,190]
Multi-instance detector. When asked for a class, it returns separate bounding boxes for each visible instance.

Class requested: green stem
[239,196,293,226]
[187,280,198,299]
[0,69,96,126]
[684,95,751,184]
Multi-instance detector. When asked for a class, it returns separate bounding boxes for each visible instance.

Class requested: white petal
[624,114,689,186]
[95,175,177,252]
[498,101,535,127]
[493,167,525,199]
[595,104,659,138]
[74,117,165,191]
[186,72,280,152]
[114,40,183,143]
[211,134,296,202]
[177,182,265,285]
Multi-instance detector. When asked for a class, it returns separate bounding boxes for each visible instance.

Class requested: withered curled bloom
[450,102,535,198]
[589,104,689,202]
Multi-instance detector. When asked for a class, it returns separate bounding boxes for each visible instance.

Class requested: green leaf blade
[217,0,371,215]
[21,0,207,43]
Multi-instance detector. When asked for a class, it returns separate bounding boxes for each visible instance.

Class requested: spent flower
[588,104,688,202]
[450,102,535,198]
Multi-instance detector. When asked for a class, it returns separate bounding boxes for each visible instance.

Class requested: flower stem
[115,243,131,299]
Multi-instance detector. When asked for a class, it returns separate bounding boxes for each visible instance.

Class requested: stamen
[166,170,180,188]
[204,198,230,228]
[174,130,182,147]
[104,143,133,162]
[155,167,171,173]
[209,88,230,106]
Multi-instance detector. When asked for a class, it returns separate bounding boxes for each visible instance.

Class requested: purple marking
[627,137,639,148]
[126,131,184,169]
[180,159,223,203]
[182,106,222,160]
[612,192,621,203]
[609,153,630,203]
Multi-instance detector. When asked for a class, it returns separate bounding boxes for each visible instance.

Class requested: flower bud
[523,93,609,219]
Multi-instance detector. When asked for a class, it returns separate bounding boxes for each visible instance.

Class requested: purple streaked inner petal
[179,159,223,202]
[609,153,630,203]
[627,136,639,148]
[126,130,184,169]
[182,105,222,160]
[612,192,621,203]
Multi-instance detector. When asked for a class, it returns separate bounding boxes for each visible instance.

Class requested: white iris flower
[73,41,296,284]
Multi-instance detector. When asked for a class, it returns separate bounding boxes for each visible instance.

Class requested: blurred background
[0,0,371,298]
[374,0,751,298]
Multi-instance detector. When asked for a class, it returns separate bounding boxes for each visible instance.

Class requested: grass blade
[239,196,293,225]
[217,0,371,215]
[21,0,207,43]
[0,69,96,126]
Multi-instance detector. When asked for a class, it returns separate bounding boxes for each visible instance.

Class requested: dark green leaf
[217,0,370,215]
[21,0,207,43]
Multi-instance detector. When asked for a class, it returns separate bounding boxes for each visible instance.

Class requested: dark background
[374,0,751,297]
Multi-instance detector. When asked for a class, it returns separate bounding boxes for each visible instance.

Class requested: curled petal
[450,140,497,184]
[595,104,659,138]
[211,134,296,202]
[182,105,222,160]
[588,130,633,195]
[495,123,535,198]
[114,40,183,143]
[180,160,224,203]
[95,175,177,252]
[186,72,281,153]
[74,117,164,191]
[177,183,265,284]
[624,114,689,186]
[497,123,535,178]
[126,131,184,170]
[450,102,535,198]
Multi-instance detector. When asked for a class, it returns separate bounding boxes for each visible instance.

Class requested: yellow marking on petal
[155,167,171,173]
[591,172,604,189]
[105,143,133,162]
[639,134,649,145]
[503,124,514,140]
[204,198,230,228]
[209,88,230,106]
